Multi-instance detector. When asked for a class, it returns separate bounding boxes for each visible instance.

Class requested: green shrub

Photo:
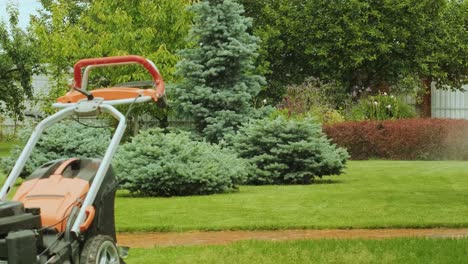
[283,77,346,112]
[229,115,349,185]
[279,77,346,125]
[1,121,111,177]
[309,106,345,125]
[324,118,468,160]
[114,129,248,197]
[350,93,416,121]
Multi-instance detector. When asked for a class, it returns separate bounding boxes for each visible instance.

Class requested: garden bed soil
[117,228,468,248]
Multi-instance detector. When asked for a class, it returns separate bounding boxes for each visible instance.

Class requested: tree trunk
[132,116,140,136]
[420,78,432,118]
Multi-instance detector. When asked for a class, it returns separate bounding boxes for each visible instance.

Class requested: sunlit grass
[126,238,468,264]
[115,161,468,232]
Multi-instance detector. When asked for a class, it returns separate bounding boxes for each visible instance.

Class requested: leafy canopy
[0,5,40,119]
[241,0,468,102]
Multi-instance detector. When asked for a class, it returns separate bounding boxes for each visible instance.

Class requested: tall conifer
[174,0,264,143]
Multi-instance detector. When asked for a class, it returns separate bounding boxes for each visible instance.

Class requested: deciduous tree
[241,0,468,108]
[0,5,40,119]
[32,0,193,98]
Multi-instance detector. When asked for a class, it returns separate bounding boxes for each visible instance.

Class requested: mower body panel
[0,158,118,263]
[13,176,89,232]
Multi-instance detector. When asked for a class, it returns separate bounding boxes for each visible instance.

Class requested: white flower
[390,95,395,99]
[262,99,267,104]
[386,104,392,109]
[373,101,379,105]
[383,92,388,96]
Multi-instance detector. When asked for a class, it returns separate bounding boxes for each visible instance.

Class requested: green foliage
[423,0,468,90]
[279,77,346,125]
[230,115,349,185]
[309,106,345,125]
[114,129,248,197]
[174,0,265,143]
[0,4,40,119]
[350,93,416,121]
[32,0,193,110]
[241,0,468,102]
[240,0,314,102]
[1,121,111,177]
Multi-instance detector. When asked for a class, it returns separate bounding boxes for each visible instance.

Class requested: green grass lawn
[126,238,468,264]
[115,160,468,232]
[0,141,18,158]
[2,140,468,232]
[0,141,18,179]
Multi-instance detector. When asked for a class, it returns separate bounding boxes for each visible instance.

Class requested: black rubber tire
[80,235,120,264]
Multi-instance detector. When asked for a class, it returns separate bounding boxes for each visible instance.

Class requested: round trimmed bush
[230,115,349,185]
[1,121,111,177]
[114,129,248,197]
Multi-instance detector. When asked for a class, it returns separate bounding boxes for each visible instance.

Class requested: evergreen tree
[174,0,265,143]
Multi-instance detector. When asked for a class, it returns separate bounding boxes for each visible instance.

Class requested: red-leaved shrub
[323,119,468,160]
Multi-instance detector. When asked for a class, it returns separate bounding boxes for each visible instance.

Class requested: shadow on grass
[115,179,343,198]
[116,189,242,198]
[311,179,342,185]
[243,179,343,186]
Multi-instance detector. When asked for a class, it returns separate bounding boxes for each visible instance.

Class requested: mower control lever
[73,87,94,101]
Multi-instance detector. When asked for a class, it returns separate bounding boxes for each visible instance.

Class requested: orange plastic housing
[57,87,160,103]
[13,160,91,232]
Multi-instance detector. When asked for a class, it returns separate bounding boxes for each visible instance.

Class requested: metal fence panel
[432,85,468,119]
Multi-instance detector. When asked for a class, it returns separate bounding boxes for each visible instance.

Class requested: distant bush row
[324,118,468,160]
[2,116,349,197]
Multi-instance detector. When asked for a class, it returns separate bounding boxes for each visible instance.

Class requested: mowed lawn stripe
[115,160,468,232]
[126,238,468,264]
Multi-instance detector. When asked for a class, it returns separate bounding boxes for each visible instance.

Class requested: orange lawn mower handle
[73,55,165,98]
[55,55,166,106]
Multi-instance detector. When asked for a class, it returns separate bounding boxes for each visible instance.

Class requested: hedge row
[323,118,468,160]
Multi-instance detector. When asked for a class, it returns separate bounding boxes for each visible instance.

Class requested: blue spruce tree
[174,0,265,143]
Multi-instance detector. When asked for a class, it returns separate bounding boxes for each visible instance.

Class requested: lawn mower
[0,55,165,263]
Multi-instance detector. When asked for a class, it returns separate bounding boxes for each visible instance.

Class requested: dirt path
[117,228,468,248]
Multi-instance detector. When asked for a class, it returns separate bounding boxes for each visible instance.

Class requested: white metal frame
[0,58,161,236]
[0,107,75,200]
[70,104,126,234]
[52,96,152,108]
[0,102,127,236]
